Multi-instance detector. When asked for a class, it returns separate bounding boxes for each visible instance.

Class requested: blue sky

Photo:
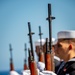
[0,0,75,71]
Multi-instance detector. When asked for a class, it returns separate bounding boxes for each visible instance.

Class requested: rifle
[24,43,28,70]
[46,4,55,71]
[38,26,44,62]
[9,44,14,71]
[28,22,38,75]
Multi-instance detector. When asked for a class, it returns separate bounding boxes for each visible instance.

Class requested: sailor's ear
[68,44,72,50]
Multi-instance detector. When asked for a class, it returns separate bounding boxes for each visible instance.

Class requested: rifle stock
[28,48,38,75]
[30,61,38,75]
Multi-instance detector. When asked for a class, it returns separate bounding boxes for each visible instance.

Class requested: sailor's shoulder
[66,58,75,68]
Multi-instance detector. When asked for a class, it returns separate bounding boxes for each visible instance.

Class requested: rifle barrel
[28,22,34,59]
[47,4,55,52]
[48,4,52,52]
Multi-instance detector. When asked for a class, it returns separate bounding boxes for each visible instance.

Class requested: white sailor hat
[53,39,57,45]
[48,38,56,45]
[35,38,56,46]
[35,39,45,46]
[57,30,75,39]
[52,38,56,45]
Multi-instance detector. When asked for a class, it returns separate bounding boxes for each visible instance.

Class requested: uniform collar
[68,57,75,62]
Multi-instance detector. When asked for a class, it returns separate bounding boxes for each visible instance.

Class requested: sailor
[55,30,75,75]
[35,38,60,75]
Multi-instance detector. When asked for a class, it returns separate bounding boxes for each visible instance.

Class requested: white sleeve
[42,70,57,75]
[21,70,30,75]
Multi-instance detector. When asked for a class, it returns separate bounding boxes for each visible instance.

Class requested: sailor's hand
[37,62,45,71]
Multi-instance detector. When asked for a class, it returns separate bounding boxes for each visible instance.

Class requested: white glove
[37,62,45,71]
[10,71,20,75]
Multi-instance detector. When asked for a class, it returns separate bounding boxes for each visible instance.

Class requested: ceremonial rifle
[28,22,38,75]
[9,44,14,71]
[38,26,44,62]
[24,43,28,70]
[46,3,55,71]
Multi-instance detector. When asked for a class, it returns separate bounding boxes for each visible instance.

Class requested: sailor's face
[55,41,69,60]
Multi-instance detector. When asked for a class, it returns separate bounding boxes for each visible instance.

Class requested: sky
[0,0,75,71]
